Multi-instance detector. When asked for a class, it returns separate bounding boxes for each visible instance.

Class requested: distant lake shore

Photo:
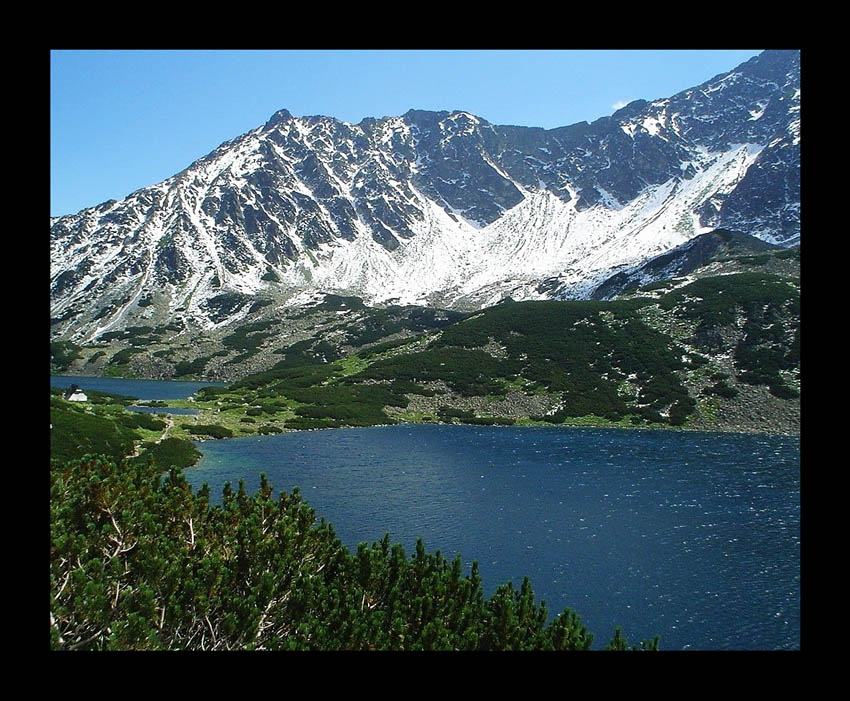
[51,375,226,400]
[51,374,798,438]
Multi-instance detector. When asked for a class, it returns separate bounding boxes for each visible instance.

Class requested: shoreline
[53,374,800,466]
[180,418,800,473]
[186,415,800,443]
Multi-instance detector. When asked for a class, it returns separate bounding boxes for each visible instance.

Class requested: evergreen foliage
[659,273,800,396]
[359,347,522,397]
[51,393,201,472]
[316,293,366,311]
[339,304,463,347]
[50,340,82,371]
[118,412,167,432]
[108,348,145,367]
[605,626,660,651]
[195,386,230,400]
[50,455,656,651]
[702,381,739,399]
[174,356,213,377]
[50,397,140,464]
[133,438,202,471]
[87,350,107,364]
[179,423,234,439]
[271,338,341,368]
[180,275,798,431]
[221,321,276,352]
[659,273,797,333]
[353,299,694,426]
[358,337,418,359]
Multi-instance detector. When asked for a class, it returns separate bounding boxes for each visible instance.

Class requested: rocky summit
[50,50,800,344]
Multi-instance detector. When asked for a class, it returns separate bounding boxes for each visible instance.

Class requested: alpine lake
[52,375,800,650]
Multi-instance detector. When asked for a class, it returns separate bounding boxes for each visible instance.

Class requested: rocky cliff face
[51,50,800,343]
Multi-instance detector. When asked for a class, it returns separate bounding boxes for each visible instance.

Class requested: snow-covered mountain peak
[51,50,800,342]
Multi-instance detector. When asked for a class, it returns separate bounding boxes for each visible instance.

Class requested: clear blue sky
[50,49,762,217]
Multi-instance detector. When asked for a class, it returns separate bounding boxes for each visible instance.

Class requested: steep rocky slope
[51,50,800,344]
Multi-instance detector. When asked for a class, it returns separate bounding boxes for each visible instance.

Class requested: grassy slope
[51,297,467,382]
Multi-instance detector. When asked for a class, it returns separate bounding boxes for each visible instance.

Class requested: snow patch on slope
[270,142,764,309]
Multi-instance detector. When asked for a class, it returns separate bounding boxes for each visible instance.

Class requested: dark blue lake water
[185,423,800,651]
[50,375,225,401]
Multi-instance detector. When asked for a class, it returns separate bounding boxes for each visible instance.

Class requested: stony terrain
[52,297,464,383]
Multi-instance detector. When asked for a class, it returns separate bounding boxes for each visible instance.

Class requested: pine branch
[68,627,106,651]
[186,516,195,549]
[50,611,66,646]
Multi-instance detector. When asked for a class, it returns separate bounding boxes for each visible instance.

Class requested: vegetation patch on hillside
[658,273,800,398]
[169,274,800,434]
[50,341,82,372]
[52,267,799,436]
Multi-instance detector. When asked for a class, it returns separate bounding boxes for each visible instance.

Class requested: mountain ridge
[51,50,800,344]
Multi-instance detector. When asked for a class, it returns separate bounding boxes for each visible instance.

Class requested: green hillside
[51,297,466,381]
[50,389,201,470]
[50,237,800,438]
[147,268,799,437]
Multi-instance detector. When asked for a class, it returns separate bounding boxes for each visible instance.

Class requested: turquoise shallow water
[185,423,800,651]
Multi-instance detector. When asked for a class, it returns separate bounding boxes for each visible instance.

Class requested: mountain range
[50,49,800,345]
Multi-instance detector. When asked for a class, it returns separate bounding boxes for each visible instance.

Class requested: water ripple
[186,424,799,650]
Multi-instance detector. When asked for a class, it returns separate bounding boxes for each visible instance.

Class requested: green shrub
[174,356,212,377]
[108,348,144,366]
[118,412,167,431]
[769,383,799,400]
[50,399,140,464]
[133,437,201,470]
[50,457,653,650]
[703,381,739,399]
[195,386,229,400]
[180,424,233,439]
[222,321,276,351]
